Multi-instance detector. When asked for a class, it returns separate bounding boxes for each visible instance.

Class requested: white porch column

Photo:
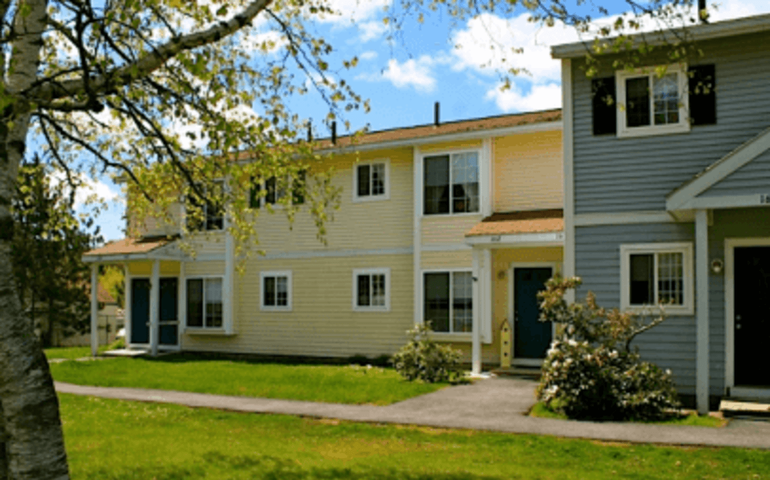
[472,248,482,374]
[224,229,235,334]
[178,262,186,334]
[696,209,710,414]
[483,249,493,343]
[90,264,99,357]
[149,259,160,356]
[124,265,132,347]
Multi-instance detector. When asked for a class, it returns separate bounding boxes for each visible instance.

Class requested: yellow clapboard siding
[249,147,414,254]
[420,139,482,153]
[421,250,472,270]
[421,215,482,245]
[181,254,414,358]
[182,234,226,256]
[493,130,563,212]
[128,261,180,276]
[184,261,225,277]
[132,202,183,237]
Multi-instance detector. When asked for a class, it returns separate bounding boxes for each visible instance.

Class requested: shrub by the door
[535,277,680,421]
[391,323,463,383]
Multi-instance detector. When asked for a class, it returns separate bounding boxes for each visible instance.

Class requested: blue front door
[514,267,552,360]
[130,279,150,344]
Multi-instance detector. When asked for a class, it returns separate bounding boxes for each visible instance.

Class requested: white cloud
[381,56,437,92]
[50,170,122,209]
[710,0,770,20]
[358,20,387,42]
[485,83,562,113]
[360,51,378,61]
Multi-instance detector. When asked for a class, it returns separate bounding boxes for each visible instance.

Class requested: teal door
[159,278,179,346]
[514,267,552,360]
[734,247,770,386]
[130,279,150,344]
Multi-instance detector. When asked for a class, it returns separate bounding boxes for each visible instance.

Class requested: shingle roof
[84,236,176,257]
[465,209,564,237]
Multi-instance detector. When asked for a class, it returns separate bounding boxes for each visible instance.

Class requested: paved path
[56,377,770,450]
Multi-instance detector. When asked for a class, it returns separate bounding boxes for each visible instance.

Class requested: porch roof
[465,209,564,238]
[83,235,181,263]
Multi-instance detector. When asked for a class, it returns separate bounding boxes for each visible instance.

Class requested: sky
[73,0,770,242]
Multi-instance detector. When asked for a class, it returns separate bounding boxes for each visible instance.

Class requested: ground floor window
[620,242,693,314]
[186,277,223,328]
[261,271,292,311]
[424,271,473,333]
[353,268,390,311]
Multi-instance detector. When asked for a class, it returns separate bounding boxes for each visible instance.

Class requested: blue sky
[78,0,770,241]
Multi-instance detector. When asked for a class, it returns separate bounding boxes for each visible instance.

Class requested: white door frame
[509,262,559,367]
[725,237,770,397]
[127,275,182,352]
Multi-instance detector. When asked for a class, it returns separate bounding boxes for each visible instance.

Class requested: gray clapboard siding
[572,30,770,214]
[700,149,770,197]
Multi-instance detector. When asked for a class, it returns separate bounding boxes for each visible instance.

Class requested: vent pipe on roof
[699,0,708,23]
[331,121,337,145]
[434,102,440,126]
[307,122,313,142]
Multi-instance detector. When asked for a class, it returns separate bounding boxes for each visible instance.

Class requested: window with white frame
[250,172,305,209]
[424,271,473,333]
[620,243,694,314]
[186,277,223,328]
[353,268,390,311]
[260,271,292,311]
[187,181,225,231]
[423,152,479,215]
[616,64,690,138]
[354,160,388,202]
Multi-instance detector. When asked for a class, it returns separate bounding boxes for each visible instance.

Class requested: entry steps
[720,399,770,420]
[101,348,149,357]
[491,366,541,379]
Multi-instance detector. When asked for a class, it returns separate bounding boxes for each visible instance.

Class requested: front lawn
[530,403,728,428]
[50,355,446,405]
[60,394,770,480]
[45,347,92,360]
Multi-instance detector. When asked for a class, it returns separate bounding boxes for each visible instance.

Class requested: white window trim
[616,64,690,138]
[421,149,481,217]
[620,242,694,315]
[352,159,390,203]
[260,270,293,311]
[352,268,391,312]
[184,275,225,330]
[422,268,474,334]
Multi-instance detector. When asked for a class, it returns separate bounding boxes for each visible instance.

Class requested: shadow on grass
[83,452,512,480]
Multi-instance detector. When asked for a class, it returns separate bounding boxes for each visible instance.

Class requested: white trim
[421,148,482,217]
[472,249,481,374]
[124,266,132,348]
[352,268,391,312]
[320,120,563,154]
[184,276,226,328]
[481,138,493,217]
[260,270,293,312]
[465,232,564,247]
[482,249,493,343]
[616,64,690,139]
[422,243,472,252]
[421,269,474,336]
[509,262,558,362]
[695,210,710,414]
[668,126,770,211]
[552,14,770,58]
[413,146,423,326]
[681,194,770,211]
[575,211,692,226]
[724,237,770,392]
[178,262,186,335]
[90,264,99,357]
[562,58,576,305]
[224,227,235,334]
[149,260,160,356]
[352,158,390,203]
[261,247,413,261]
[619,242,695,315]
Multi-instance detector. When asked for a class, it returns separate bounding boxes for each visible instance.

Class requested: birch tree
[0,0,711,478]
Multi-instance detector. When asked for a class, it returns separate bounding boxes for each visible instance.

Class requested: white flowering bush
[536,277,680,421]
[391,323,463,383]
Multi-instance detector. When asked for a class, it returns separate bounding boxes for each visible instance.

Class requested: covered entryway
[512,266,553,365]
[733,245,770,387]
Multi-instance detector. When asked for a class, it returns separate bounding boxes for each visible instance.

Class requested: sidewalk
[56,376,770,450]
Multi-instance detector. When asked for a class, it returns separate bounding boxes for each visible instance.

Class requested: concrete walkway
[56,377,770,450]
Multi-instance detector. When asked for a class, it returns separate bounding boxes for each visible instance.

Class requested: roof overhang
[82,236,183,264]
[667,126,770,211]
[552,14,770,59]
[465,231,565,248]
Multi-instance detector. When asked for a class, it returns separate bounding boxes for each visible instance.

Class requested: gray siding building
[553,14,770,414]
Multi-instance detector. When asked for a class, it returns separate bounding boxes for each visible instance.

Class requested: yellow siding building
[84,109,564,371]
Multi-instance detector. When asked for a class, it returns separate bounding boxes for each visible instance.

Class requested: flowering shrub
[391,323,463,383]
[535,277,680,421]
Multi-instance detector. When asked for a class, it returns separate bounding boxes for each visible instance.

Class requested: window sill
[184,328,236,336]
[352,194,390,204]
[260,307,293,312]
[422,212,483,219]
[430,332,473,343]
[353,307,390,313]
[622,305,694,317]
[617,123,690,138]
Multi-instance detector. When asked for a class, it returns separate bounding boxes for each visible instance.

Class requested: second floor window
[187,181,224,231]
[616,65,690,137]
[250,173,305,208]
[424,152,479,215]
[354,161,388,202]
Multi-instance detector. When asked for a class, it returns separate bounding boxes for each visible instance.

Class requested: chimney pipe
[699,0,708,23]
[434,102,440,126]
[331,121,337,145]
[307,122,313,142]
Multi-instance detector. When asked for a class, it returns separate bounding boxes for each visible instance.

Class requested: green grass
[45,347,92,360]
[50,355,446,405]
[60,394,770,480]
[530,402,728,428]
